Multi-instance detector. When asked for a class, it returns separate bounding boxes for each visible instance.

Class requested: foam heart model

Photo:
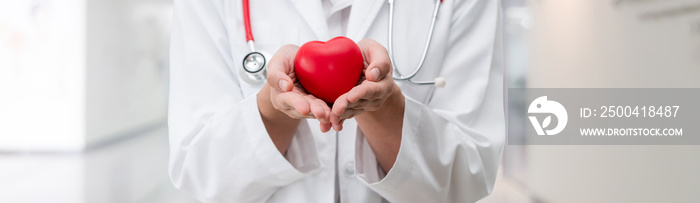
[294,37,364,103]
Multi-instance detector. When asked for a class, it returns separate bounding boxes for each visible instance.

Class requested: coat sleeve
[354,0,505,202]
[168,0,320,202]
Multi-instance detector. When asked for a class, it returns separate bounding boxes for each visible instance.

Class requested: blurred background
[0,0,698,202]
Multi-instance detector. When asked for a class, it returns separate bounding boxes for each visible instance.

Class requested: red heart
[294,37,364,103]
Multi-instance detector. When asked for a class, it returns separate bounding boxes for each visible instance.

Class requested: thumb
[266,44,299,91]
[268,71,293,92]
[358,39,392,82]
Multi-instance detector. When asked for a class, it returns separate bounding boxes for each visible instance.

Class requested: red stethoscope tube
[242,0,254,42]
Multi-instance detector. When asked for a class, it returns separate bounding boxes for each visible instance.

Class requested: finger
[303,94,331,122]
[358,39,392,82]
[345,98,377,110]
[320,122,332,133]
[340,109,360,120]
[307,97,326,122]
[316,98,332,123]
[345,99,365,109]
[332,119,346,131]
[346,84,370,103]
[267,44,299,92]
[276,93,310,117]
[267,71,293,92]
[347,82,385,102]
[322,100,332,121]
[331,94,349,123]
[332,119,344,131]
[291,96,311,117]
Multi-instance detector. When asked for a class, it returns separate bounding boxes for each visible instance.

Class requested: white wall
[85,0,171,147]
[0,0,170,151]
[526,0,700,202]
[0,0,86,151]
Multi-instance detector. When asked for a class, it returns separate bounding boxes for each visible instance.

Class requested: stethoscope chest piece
[239,51,269,86]
[243,52,266,73]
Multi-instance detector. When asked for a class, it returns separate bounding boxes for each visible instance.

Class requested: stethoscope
[240,0,445,88]
[239,0,269,86]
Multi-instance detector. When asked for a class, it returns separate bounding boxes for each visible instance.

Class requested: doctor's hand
[264,44,333,133]
[330,39,400,131]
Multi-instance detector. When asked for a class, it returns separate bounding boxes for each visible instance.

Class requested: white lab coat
[168,0,504,202]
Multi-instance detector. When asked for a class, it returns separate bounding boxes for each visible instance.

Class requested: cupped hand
[267,44,332,133]
[330,39,397,131]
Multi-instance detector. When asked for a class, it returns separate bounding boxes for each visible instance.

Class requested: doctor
[168,0,504,202]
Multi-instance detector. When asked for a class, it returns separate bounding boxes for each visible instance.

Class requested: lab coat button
[344,162,355,176]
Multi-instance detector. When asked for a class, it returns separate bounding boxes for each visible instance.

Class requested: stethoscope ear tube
[388,0,445,88]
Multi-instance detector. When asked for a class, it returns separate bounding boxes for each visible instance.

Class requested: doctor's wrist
[354,84,404,172]
[257,84,300,154]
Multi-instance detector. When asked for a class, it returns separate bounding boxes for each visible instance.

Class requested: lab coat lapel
[347,0,385,41]
[290,0,329,40]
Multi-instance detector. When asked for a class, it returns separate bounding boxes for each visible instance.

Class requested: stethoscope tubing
[388,0,443,86]
[242,0,254,44]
